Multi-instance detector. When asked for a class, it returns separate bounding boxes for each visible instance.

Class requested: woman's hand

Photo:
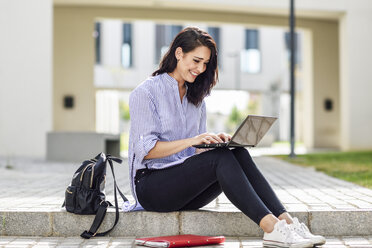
[145,132,232,159]
[191,132,225,146]
[217,132,232,142]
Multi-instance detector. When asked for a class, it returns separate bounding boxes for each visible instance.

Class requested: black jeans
[135,147,286,225]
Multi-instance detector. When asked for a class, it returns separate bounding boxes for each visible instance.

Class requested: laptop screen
[230,115,277,146]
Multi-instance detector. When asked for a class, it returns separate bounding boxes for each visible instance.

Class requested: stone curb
[1,209,372,237]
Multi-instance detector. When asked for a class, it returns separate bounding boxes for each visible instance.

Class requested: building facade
[94,20,300,141]
[1,0,371,158]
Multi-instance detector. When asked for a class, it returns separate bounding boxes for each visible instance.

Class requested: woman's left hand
[217,132,232,142]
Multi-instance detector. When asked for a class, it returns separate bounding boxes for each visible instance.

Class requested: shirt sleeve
[198,100,207,134]
[129,87,161,163]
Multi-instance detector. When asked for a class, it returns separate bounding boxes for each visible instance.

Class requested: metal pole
[289,0,296,158]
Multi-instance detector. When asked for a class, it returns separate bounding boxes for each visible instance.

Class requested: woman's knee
[212,147,235,160]
[232,147,253,161]
[232,147,250,156]
[200,148,239,170]
[212,148,242,168]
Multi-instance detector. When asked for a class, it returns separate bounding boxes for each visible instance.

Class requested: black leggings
[135,147,286,225]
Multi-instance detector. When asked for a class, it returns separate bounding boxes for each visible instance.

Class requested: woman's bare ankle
[278,212,293,224]
[259,214,279,233]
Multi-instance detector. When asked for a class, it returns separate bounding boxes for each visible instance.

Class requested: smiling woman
[167,46,211,102]
[126,26,324,248]
[173,47,210,80]
[152,27,218,106]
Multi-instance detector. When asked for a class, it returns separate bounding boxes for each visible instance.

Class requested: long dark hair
[152,26,218,106]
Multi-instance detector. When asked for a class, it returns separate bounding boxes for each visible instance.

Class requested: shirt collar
[163,73,188,93]
[163,73,179,87]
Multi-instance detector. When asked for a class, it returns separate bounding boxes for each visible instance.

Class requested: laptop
[193,115,277,148]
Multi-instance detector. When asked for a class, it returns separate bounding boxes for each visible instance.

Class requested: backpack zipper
[80,162,94,183]
[90,163,95,188]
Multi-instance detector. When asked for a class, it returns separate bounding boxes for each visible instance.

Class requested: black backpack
[63,152,128,239]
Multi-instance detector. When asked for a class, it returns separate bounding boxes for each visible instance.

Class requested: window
[284,32,301,67]
[155,24,183,64]
[207,27,220,50]
[121,23,132,68]
[241,29,261,73]
[207,26,221,68]
[94,22,101,64]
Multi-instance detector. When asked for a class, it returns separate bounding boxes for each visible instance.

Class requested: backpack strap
[80,200,110,239]
[80,156,126,239]
[106,155,129,203]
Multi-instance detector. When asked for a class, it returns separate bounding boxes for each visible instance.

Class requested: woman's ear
[175,47,183,61]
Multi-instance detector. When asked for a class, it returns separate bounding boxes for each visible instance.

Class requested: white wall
[340,0,372,150]
[218,24,244,90]
[96,90,119,134]
[0,0,53,158]
[101,20,122,67]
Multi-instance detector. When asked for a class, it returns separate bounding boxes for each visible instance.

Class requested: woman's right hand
[191,132,225,146]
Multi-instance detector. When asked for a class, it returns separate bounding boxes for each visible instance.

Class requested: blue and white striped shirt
[124,73,206,211]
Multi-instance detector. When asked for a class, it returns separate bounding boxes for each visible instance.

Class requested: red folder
[135,234,225,247]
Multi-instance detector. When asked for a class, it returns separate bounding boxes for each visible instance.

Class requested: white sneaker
[291,217,326,246]
[263,220,313,248]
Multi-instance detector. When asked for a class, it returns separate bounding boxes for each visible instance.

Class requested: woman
[128,27,325,248]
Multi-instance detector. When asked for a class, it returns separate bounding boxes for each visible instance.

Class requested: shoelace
[287,223,307,243]
[278,221,297,244]
[285,229,295,243]
[291,219,309,237]
[291,223,304,236]
[299,222,312,237]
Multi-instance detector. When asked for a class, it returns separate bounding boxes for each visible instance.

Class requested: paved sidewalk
[1,155,372,212]
[1,236,372,248]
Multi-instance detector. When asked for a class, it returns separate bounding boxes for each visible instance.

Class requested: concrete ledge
[310,210,372,236]
[180,211,262,237]
[1,211,52,236]
[2,209,371,237]
[53,211,179,237]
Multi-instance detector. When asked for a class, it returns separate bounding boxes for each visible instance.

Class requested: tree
[119,101,130,121]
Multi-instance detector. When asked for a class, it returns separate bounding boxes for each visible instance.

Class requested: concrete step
[1,208,372,237]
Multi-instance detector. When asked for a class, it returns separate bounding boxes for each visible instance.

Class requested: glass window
[241,29,261,74]
[155,24,183,64]
[207,26,221,68]
[284,32,301,67]
[94,22,101,65]
[207,27,220,50]
[121,23,132,68]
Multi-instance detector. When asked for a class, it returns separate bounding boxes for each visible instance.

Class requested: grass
[274,151,372,189]
[273,141,304,147]
[120,132,129,151]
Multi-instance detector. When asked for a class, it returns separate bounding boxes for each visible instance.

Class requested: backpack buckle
[99,200,109,207]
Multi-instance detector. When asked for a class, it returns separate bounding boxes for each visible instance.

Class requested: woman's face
[173,45,211,84]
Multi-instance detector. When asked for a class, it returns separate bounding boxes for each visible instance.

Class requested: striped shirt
[124,73,206,211]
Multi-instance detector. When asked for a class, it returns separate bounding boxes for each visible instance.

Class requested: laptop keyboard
[193,143,228,148]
